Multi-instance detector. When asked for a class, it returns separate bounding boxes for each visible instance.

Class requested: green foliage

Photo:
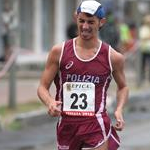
[8,120,22,130]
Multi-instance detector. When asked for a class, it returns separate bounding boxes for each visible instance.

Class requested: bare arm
[37,44,62,116]
[111,48,129,131]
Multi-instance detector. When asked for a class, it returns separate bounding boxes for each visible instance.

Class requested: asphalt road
[0,111,150,150]
[119,111,150,150]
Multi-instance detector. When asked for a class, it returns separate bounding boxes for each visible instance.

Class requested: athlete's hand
[114,109,125,131]
[48,100,62,117]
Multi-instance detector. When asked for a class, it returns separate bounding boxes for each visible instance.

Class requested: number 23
[70,93,88,110]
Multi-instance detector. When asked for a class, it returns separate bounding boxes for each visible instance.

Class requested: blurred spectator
[99,11,120,50]
[139,14,150,81]
[128,22,138,51]
[117,19,133,54]
[128,23,137,42]
[0,1,15,61]
[66,22,78,39]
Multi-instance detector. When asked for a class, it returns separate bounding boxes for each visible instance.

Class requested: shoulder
[51,43,63,55]
[50,39,73,55]
[47,43,64,64]
[110,47,125,70]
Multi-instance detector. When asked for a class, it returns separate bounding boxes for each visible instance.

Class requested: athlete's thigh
[88,141,108,150]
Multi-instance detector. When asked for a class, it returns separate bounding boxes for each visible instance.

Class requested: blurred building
[0,0,150,63]
[0,0,79,53]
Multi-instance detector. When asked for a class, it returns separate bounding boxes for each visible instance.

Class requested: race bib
[63,82,95,116]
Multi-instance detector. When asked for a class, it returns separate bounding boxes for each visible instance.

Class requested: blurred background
[0,0,150,150]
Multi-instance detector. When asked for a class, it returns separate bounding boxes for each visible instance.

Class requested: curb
[14,109,57,128]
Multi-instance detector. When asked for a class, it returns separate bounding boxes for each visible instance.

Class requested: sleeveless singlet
[54,38,113,118]
[55,39,120,150]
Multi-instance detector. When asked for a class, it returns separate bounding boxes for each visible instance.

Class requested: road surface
[0,111,150,150]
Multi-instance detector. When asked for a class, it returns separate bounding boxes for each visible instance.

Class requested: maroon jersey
[54,38,112,116]
[54,39,120,150]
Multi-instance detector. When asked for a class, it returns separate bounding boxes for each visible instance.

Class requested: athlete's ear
[99,18,106,27]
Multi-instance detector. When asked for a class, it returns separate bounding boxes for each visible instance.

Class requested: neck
[76,36,100,49]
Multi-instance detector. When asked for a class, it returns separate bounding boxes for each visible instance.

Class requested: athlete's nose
[82,22,89,29]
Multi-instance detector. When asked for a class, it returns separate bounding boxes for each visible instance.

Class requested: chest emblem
[65,61,74,69]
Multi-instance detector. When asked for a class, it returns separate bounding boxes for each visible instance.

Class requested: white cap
[77,0,105,19]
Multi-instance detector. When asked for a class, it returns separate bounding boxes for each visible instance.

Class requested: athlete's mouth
[81,30,91,35]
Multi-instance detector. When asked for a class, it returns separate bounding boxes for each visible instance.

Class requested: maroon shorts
[56,113,120,150]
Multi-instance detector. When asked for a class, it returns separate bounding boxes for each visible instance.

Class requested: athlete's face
[76,12,101,40]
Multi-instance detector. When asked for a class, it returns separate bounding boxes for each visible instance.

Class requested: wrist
[45,98,53,107]
[115,107,123,112]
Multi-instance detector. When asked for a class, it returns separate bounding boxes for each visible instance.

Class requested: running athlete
[37,1,129,150]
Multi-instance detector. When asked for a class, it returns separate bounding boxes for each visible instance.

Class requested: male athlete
[37,1,129,150]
